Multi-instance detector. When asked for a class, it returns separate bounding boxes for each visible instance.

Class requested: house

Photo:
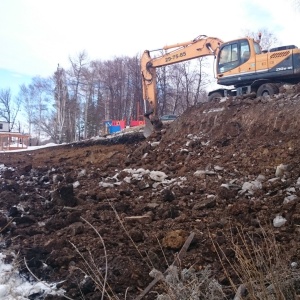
[0,121,9,132]
[0,121,30,151]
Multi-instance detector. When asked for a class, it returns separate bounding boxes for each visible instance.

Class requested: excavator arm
[141,35,223,137]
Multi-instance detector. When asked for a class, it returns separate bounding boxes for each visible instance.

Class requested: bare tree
[38,111,60,142]
[100,58,124,121]
[19,84,35,135]
[54,65,69,143]
[156,65,169,116]
[25,77,52,144]
[242,28,279,51]
[68,51,89,141]
[89,60,107,133]
[126,55,143,121]
[168,64,183,113]
[193,58,210,105]
[166,59,210,114]
[0,88,21,131]
[1,52,212,140]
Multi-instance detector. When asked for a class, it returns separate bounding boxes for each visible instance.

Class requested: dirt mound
[1,87,300,299]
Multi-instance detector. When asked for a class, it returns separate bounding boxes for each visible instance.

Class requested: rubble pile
[1,85,300,299]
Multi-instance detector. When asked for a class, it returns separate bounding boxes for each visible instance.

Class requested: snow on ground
[0,129,146,299]
[0,143,63,153]
[0,142,71,299]
[0,252,65,300]
[0,125,144,154]
[1,161,66,298]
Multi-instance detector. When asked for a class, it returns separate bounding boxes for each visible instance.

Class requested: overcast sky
[0,0,299,95]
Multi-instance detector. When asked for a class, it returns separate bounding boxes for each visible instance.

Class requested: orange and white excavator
[141,34,300,137]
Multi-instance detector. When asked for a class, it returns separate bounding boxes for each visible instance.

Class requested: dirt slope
[1,86,300,299]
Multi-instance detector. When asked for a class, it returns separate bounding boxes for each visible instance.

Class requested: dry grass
[70,206,226,300]
[68,204,156,300]
[150,265,225,300]
[66,210,300,299]
[69,216,124,300]
[211,224,300,300]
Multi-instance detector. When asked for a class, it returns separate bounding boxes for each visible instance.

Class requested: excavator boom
[141,36,223,136]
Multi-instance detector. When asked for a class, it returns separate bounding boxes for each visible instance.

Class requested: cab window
[241,40,250,63]
[254,42,262,54]
[218,43,239,73]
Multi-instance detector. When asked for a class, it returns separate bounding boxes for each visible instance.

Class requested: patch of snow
[203,107,224,114]
[0,143,62,153]
[0,252,65,299]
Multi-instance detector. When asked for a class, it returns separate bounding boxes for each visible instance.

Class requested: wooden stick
[134,232,195,300]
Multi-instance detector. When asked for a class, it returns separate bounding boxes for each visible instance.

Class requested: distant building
[0,121,9,132]
[0,121,30,151]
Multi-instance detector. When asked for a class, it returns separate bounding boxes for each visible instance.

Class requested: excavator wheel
[208,91,223,101]
[257,83,279,97]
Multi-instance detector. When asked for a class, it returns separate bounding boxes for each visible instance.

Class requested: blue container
[109,125,121,134]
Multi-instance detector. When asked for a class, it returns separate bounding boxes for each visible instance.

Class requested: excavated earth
[2,84,300,299]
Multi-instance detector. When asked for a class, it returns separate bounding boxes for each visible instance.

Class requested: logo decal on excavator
[276,66,293,71]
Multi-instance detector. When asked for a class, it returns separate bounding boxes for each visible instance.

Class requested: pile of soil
[1,85,300,299]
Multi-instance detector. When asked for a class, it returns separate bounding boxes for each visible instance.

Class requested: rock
[275,164,288,178]
[193,197,216,210]
[217,186,238,200]
[3,88,300,299]
[283,194,298,204]
[8,206,20,217]
[149,171,168,182]
[241,180,262,194]
[273,215,287,227]
[128,228,144,242]
[58,185,78,207]
[161,189,175,202]
[68,222,84,236]
[161,230,188,250]
[0,214,8,228]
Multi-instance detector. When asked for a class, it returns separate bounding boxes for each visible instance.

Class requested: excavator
[141,34,300,137]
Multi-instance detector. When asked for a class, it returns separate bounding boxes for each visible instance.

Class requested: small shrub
[151,265,225,300]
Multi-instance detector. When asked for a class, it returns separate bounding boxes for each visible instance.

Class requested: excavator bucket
[143,117,154,138]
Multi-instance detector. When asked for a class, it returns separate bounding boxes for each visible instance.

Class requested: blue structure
[109,125,121,134]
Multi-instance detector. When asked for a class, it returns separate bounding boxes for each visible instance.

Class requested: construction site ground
[1,85,300,299]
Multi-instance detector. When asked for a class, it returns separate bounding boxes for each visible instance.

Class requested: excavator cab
[216,38,262,86]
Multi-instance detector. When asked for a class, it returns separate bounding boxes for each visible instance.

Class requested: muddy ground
[1,85,300,299]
